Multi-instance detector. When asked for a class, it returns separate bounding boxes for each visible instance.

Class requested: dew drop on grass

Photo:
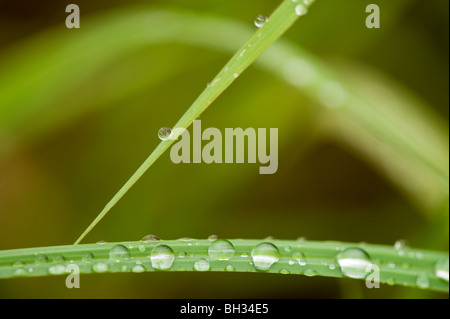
[92,263,108,273]
[435,257,449,282]
[225,264,236,272]
[394,239,409,250]
[292,251,306,266]
[82,253,94,262]
[251,242,280,271]
[336,248,373,279]
[416,273,430,289]
[208,234,219,241]
[35,254,48,264]
[150,245,175,270]
[54,255,65,263]
[304,269,318,277]
[279,269,290,275]
[96,240,108,245]
[194,259,211,272]
[254,15,269,28]
[208,239,235,260]
[295,4,308,16]
[141,234,160,242]
[132,265,145,273]
[178,251,187,258]
[49,264,66,275]
[14,268,27,276]
[158,127,172,141]
[109,245,130,260]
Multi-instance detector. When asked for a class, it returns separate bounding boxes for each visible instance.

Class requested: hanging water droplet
[141,234,160,242]
[435,257,449,282]
[254,15,269,28]
[35,254,48,264]
[109,245,130,260]
[416,273,430,289]
[132,265,145,273]
[251,242,280,271]
[336,248,373,279]
[194,259,211,272]
[82,253,94,262]
[295,4,308,16]
[150,245,175,270]
[158,127,172,141]
[208,239,235,260]
[49,264,66,275]
[92,263,108,273]
[208,234,219,241]
[225,264,236,272]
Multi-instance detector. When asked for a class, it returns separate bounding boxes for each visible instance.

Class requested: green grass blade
[73,0,318,244]
[1,239,448,293]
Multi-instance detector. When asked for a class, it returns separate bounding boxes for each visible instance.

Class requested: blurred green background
[0,0,448,298]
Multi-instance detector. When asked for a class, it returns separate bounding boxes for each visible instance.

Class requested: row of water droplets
[9,237,449,288]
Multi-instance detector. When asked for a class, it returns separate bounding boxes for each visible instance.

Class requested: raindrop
[435,257,449,282]
[208,239,235,260]
[138,245,146,252]
[208,234,219,241]
[109,245,130,260]
[336,248,373,279]
[394,239,409,250]
[141,234,160,242]
[292,251,306,266]
[279,269,290,275]
[35,254,48,264]
[82,253,94,262]
[251,242,280,271]
[254,15,269,28]
[150,245,175,270]
[132,265,145,273]
[304,269,318,277]
[97,240,108,245]
[295,4,308,16]
[178,251,187,258]
[225,264,236,272]
[158,127,172,141]
[233,73,239,79]
[194,259,211,272]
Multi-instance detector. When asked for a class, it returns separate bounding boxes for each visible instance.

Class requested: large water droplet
[254,15,269,28]
[158,127,172,141]
[435,257,449,282]
[150,245,175,270]
[251,243,280,271]
[194,259,211,272]
[295,4,308,16]
[109,245,130,260]
[208,239,235,260]
[336,248,373,279]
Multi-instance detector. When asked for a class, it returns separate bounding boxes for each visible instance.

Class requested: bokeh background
[0,0,448,298]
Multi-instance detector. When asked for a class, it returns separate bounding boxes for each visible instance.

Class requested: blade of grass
[0,239,448,293]
[73,0,318,244]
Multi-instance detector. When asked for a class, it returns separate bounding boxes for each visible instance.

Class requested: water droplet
[386,278,395,286]
[288,260,295,266]
[82,253,94,262]
[14,268,27,276]
[194,259,211,272]
[141,234,160,242]
[13,261,24,267]
[435,257,449,282]
[92,263,108,273]
[304,269,318,277]
[394,239,409,250]
[251,242,280,271]
[295,4,308,16]
[132,265,145,273]
[35,254,48,264]
[284,246,292,252]
[296,237,307,242]
[49,264,66,275]
[225,264,236,272]
[208,234,219,241]
[150,245,175,270]
[318,82,347,109]
[329,264,336,270]
[233,73,239,78]
[138,245,146,252]
[254,15,269,28]
[416,273,430,289]
[208,239,235,260]
[336,248,373,279]
[97,240,107,245]
[178,251,187,258]
[279,269,290,275]
[53,255,65,263]
[292,251,306,266]
[109,245,130,260]
[158,127,172,141]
